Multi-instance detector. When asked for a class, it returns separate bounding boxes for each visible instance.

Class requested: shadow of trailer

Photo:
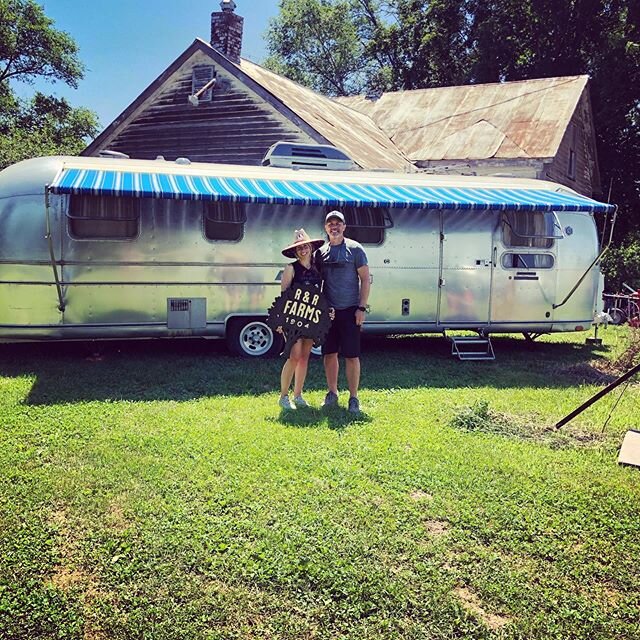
[0,154,615,357]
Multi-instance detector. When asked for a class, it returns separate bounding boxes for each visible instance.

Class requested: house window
[568,148,576,180]
[501,253,554,269]
[502,211,561,249]
[204,201,246,241]
[191,65,216,103]
[342,206,393,245]
[67,195,140,239]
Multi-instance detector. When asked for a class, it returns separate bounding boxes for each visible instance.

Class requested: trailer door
[438,211,495,325]
[490,210,559,324]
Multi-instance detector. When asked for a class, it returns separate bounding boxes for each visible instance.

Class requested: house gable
[83,41,317,165]
[84,39,412,171]
[544,89,602,195]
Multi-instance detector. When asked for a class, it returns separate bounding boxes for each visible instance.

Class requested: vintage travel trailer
[0,150,615,357]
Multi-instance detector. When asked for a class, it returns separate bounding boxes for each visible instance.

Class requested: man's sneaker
[322,391,339,408]
[279,395,295,410]
[348,397,361,414]
[293,395,309,408]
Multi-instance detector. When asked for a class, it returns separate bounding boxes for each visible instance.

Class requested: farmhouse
[83,1,603,198]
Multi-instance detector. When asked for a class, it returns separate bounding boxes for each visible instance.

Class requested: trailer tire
[226,317,283,358]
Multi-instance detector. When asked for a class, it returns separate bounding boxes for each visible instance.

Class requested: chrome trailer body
[0,156,613,354]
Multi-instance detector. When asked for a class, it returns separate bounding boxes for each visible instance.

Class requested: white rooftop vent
[262,142,355,171]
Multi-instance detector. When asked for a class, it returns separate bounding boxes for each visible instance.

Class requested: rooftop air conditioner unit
[261,142,355,171]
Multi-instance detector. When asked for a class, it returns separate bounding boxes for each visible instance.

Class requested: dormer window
[191,66,216,103]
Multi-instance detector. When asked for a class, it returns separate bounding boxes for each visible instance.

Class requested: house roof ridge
[341,74,588,101]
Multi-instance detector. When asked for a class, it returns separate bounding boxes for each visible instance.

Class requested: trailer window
[68,195,139,239]
[342,207,393,245]
[502,211,560,249]
[204,202,246,241]
[501,253,554,269]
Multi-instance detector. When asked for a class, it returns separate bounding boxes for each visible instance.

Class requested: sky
[15,1,282,127]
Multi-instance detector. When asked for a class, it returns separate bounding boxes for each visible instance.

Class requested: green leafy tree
[465,0,639,242]
[0,0,98,169]
[264,0,368,95]
[266,0,639,251]
[357,0,473,91]
[265,0,474,93]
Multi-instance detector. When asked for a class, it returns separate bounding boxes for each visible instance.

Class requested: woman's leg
[280,358,296,398]
[293,339,314,397]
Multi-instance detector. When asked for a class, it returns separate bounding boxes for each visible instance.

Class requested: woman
[278,229,325,410]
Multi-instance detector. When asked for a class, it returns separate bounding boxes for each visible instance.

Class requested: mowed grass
[0,328,639,639]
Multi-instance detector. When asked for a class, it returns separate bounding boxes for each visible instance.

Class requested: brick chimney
[211,1,244,64]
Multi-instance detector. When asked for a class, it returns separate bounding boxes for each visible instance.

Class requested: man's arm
[355,264,370,326]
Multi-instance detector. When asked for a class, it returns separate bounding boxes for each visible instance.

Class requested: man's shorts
[322,306,361,358]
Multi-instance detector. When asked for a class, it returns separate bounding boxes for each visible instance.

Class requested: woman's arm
[281,264,294,292]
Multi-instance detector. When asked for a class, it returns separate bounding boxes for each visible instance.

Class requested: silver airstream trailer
[0,153,614,357]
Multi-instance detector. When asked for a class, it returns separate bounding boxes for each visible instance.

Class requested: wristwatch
[357,305,369,313]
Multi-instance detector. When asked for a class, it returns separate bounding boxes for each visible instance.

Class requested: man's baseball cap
[325,211,345,223]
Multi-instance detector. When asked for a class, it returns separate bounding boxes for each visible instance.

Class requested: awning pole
[555,360,640,429]
[44,186,66,312]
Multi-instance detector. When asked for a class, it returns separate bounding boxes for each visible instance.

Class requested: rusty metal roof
[335,76,589,163]
[237,58,413,172]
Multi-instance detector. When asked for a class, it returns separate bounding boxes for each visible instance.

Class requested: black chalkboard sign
[266,283,332,358]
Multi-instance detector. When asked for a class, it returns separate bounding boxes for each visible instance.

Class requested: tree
[264,0,369,95]
[463,0,639,238]
[0,0,98,169]
[265,0,639,240]
[0,93,99,168]
[265,0,474,94]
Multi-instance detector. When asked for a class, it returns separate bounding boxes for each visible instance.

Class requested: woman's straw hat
[281,228,324,258]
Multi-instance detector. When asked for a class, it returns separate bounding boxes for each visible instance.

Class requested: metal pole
[555,361,640,429]
[44,186,66,312]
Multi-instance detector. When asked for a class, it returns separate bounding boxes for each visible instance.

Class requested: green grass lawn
[1,328,639,639]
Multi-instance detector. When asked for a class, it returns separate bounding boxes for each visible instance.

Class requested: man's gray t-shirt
[316,238,368,309]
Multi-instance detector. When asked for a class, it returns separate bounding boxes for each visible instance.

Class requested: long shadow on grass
[0,333,612,406]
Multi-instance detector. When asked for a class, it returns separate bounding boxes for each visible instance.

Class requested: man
[316,211,370,413]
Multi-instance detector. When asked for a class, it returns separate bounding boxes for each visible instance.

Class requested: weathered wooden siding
[544,92,601,196]
[103,52,314,165]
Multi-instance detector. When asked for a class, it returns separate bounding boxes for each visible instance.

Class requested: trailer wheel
[227,318,283,357]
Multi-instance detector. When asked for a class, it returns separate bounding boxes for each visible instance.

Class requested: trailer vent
[261,142,355,171]
[167,298,207,331]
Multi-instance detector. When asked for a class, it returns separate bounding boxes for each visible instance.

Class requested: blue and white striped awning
[49,167,614,213]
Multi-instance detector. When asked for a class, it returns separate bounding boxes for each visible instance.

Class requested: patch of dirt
[47,504,111,607]
[603,586,623,607]
[562,328,640,382]
[107,498,131,532]
[425,520,449,536]
[454,586,511,630]
[559,362,618,385]
[370,495,385,507]
[410,490,433,501]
